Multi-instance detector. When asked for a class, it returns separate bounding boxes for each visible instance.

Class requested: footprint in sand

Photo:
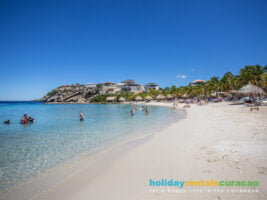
[230,158,240,164]
[230,149,238,153]
[258,167,267,175]
[207,150,217,154]
[203,169,212,173]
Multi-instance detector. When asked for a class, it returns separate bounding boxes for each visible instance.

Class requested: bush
[90,94,117,102]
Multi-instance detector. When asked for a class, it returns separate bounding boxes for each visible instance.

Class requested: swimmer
[4,120,11,124]
[130,107,135,116]
[145,107,149,115]
[79,111,85,121]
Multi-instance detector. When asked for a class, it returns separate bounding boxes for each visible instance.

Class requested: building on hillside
[99,82,121,94]
[189,80,206,86]
[84,83,97,88]
[99,82,115,86]
[144,83,159,91]
[120,79,145,93]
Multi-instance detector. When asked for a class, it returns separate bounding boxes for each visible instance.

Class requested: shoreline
[36,102,267,200]
[1,103,185,200]
[2,102,267,200]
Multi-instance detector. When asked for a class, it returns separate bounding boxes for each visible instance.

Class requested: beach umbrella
[156,95,165,100]
[166,94,173,99]
[145,95,153,101]
[118,97,126,102]
[106,96,116,102]
[237,83,265,96]
[134,96,143,101]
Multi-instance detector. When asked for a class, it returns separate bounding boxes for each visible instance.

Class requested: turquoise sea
[0,101,184,193]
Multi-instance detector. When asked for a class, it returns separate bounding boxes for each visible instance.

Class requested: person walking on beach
[79,111,85,121]
[130,107,135,116]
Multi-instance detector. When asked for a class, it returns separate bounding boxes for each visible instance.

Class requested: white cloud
[176,74,187,79]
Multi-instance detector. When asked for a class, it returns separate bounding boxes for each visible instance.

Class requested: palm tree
[206,76,220,97]
[220,72,234,92]
[239,65,265,87]
[148,88,160,99]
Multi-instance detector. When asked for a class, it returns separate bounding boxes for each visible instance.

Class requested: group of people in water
[3,107,149,125]
[130,105,149,116]
[21,114,35,124]
[3,114,35,124]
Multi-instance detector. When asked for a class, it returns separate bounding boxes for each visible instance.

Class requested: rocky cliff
[37,84,100,103]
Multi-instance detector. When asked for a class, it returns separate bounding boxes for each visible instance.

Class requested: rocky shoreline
[36,84,100,103]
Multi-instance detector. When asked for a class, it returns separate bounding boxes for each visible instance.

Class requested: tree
[220,72,234,92]
[239,65,265,87]
[206,76,220,97]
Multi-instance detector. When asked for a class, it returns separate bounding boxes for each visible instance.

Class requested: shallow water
[0,102,184,192]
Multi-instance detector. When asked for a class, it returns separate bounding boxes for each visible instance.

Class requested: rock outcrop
[36,84,100,103]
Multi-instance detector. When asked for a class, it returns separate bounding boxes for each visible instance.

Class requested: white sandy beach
[4,102,266,200]
[28,102,267,200]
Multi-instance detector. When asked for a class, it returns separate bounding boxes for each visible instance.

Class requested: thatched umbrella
[182,93,188,98]
[145,95,153,101]
[237,83,265,96]
[156,94,165,100]
[134,96,143,101]
[118,97,126,102]
[106,96,116,102]
[166,94,173,99]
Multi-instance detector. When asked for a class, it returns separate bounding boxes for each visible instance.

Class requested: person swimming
[27,116,35,122]
[79,111,85,121]
[20,114,35,124]
[4,120,11,124]
[145,107,149,115]
[21,118,27,124]
[130,107,135,116]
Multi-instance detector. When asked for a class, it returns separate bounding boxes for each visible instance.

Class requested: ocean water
[0,102,184,193]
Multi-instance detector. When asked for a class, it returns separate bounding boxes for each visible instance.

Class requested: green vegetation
[90,94,116,102]
[90,65,267,103]
[161,64,267,99]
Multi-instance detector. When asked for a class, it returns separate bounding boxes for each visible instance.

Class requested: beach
[30,102,267,200]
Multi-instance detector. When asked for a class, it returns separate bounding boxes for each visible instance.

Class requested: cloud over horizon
[176,74,187,79]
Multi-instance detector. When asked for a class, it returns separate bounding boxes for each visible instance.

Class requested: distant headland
[36,65,267,104]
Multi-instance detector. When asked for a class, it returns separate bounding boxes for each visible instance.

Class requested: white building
[144,83,159,91]
[120,80,145,93]
[84,83,97,88]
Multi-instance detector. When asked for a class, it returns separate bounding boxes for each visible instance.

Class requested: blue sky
[0,0,267,100]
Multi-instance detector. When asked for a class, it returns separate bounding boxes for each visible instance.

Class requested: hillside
[36,84,100,103]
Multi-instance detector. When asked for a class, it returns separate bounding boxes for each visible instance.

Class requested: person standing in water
[145,107,149,115]
[79,111,85,121]
[130,107,135,116]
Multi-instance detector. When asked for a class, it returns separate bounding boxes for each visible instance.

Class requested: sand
[6,102,267,200]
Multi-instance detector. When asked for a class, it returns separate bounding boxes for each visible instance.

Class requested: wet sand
[6,102,267,200]
[34,102,267,200]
